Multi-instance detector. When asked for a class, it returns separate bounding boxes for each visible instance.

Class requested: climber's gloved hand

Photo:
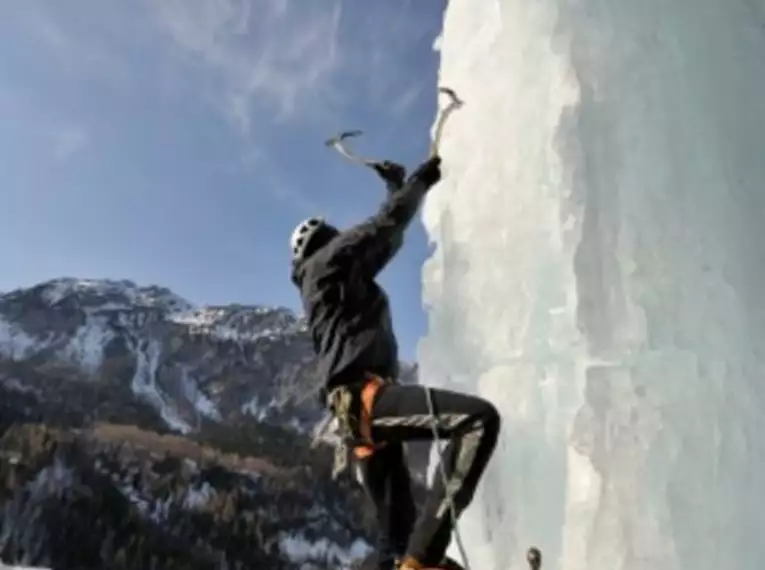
[410,155,442,188]
[372,160,407,190]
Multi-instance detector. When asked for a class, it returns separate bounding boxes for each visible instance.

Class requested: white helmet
[290,217,326,262]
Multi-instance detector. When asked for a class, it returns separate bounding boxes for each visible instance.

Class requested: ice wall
[419,1,765,569]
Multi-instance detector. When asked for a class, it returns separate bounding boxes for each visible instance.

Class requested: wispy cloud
[149,0,345,132]
[4,2,131,84]
[49,126,89,161]
[391,81,428,117]
[3,0,435,139]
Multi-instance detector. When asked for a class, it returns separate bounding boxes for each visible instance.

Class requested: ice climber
[289,155,501,570]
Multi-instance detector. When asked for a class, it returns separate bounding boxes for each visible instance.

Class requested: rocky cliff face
[0,278,422,570]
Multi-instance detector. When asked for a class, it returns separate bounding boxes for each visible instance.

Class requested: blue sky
[0,0,447,359]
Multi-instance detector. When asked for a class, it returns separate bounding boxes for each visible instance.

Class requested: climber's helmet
[290,217,338,262]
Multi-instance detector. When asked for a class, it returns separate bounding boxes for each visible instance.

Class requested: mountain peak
[32,277,196,313]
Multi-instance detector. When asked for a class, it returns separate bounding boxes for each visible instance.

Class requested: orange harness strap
[353,374,386,459]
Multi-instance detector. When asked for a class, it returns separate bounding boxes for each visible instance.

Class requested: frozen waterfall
[418,1,765,569]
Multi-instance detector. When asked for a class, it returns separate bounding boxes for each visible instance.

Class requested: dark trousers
[354,383,500,568]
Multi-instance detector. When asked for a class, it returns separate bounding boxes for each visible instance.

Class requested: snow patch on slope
[170,306,305,344]
[279,534,371,568]
[130,340,192,434]
[181,368,221,422]
[60,315,114,374]
[0,317,44,360]
[0,376,40,397]
[0,309,111,374]
[241,394,277,421]
[28,460,75,496]
[182,481,216,511]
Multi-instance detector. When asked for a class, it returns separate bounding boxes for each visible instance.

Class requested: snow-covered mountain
[0,277,420,570]
[0,277,415,435]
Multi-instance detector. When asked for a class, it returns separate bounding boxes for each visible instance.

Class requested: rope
[424,385,471,570]
[424,386,543,570]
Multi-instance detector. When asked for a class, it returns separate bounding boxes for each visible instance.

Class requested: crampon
[394,547,542,570]
[526,547,542,570]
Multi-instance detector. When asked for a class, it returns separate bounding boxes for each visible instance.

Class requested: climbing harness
[313,376,389,479]
[324,87,464,169]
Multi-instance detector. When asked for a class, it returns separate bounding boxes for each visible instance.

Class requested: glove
[410,155,442,188]
[373,161,407,194]
[372,160,407,189]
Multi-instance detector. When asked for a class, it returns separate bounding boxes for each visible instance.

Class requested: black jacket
[291,159,440,399]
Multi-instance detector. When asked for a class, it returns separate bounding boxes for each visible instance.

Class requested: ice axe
[324,130,378,167]
[324,86,464,168]
[429,86,464,157]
